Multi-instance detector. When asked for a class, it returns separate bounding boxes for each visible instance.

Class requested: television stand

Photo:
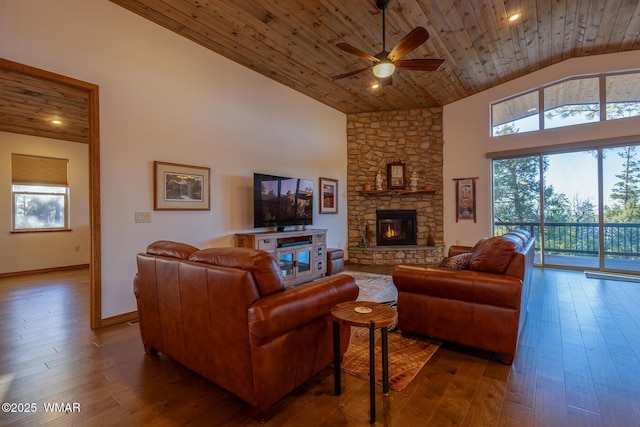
[235,229,327,287]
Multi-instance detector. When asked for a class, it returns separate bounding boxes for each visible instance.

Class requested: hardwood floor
[1,266,639,426]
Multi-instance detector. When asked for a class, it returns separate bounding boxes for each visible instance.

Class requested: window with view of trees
[11,154,69,231]
[493,144,640,271]
[491,71,640,137]
[544,78,600,129]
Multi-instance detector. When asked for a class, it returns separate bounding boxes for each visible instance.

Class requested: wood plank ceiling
[2,0,640,145]
[108,0,640,114]
[0,66,89,144]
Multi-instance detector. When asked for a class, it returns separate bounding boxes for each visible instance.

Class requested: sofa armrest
[247,274,359,346]
[393,265,522,309]
[448,245,474,257]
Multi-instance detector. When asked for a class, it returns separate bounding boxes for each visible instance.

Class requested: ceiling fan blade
[332,67,371,80]
[388,27,429,61]
[336,43,378,62]
[395,58,445,71]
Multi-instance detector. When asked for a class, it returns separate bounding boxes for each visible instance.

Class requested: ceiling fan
[333,0,444,87]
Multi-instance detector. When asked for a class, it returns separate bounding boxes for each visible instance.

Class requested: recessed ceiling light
[51,119,62,125]
[509,13,521,22]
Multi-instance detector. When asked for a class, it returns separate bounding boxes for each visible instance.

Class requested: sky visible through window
[494,112,633,208]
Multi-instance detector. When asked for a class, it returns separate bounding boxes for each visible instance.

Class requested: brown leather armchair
[134,241,359,420]
[392,230,534,364]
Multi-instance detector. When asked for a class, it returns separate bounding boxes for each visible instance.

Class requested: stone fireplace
[376,210,417,246]
[346,107,445,265]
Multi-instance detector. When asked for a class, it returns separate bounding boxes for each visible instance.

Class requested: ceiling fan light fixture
[373,60,395,78]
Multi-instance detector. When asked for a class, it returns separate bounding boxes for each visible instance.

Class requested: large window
[606,73,640,120]
[11,154,69,231]
[544,77,600,129]
[492,143,640,273]
[491,71,640,137]
[491,92,539,136]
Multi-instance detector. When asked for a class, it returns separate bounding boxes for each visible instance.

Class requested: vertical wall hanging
[454,177,477,222]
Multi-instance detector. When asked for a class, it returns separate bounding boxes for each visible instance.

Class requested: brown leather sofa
[134,241,359,420]
[392,230,535,364]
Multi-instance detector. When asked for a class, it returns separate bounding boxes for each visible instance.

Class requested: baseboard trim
[99,311,138,328]
[0,264,90,279]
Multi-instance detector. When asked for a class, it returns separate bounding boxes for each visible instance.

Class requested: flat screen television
[254,173,313,231]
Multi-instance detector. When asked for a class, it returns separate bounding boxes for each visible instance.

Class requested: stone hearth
[347,108,444,265]
[348,245,444,266]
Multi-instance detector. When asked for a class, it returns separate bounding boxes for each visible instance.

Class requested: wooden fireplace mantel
[361,189,435,196]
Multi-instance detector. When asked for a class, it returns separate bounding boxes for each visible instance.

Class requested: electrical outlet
[135,211,151,223]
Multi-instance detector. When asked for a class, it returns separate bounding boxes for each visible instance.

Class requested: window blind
[11,154,68,186]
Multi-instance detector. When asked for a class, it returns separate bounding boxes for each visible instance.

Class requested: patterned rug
[338,271,398,305]
[337,271,441,392]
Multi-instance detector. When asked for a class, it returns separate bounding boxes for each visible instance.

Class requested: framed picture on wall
[454,177,477,222]
[319,177,338,214]
[154,161,210,210]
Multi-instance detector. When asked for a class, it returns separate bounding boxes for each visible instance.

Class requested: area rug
[337,270,440,391]
[340,327,440,392]
[338,271,398,304]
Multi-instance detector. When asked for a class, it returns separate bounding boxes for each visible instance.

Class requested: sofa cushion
[146,240,199,260]
[438,252,472,270]
[468,236,518,274]
[189,247,286,296]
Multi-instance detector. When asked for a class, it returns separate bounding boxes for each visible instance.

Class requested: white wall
[443,51,640,249]
[0,0,347,318]
[0,132,90,273]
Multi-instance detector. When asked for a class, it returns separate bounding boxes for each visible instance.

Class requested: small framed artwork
[387,160,405,190]
[154,161,210,210]
[454,177,477,222]
[319,177,338,214]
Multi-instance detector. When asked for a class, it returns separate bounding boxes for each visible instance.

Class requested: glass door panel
[542,151,599,268]
[602,145,640,272]
[492,156,541,263]
[296,249,312,276]
[278,251,294,277]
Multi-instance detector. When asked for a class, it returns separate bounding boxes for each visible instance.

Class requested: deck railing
[495,222,640,260]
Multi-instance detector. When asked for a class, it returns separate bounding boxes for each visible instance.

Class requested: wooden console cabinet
[235,229,327,287]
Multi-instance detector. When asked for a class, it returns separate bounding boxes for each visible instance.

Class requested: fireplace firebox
[376,210,417,246]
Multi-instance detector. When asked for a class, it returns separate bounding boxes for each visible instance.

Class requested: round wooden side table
[331,300,398,424]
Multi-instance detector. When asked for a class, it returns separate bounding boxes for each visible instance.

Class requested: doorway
[0,58,102,328]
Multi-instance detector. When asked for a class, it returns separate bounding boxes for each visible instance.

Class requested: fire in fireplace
[376,210,417,246]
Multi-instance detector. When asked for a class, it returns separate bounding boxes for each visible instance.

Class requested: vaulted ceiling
[2,1,640,145]
[109,0,640,114]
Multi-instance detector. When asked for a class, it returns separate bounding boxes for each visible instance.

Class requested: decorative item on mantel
[387,160,405,190]
[375,171,383,190]
[409,171,419,191]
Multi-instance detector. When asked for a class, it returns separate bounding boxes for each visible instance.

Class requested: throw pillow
[468,236,518,274]
[438,252,472,270]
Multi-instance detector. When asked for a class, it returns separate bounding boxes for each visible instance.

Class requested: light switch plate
[135,212,151,223]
